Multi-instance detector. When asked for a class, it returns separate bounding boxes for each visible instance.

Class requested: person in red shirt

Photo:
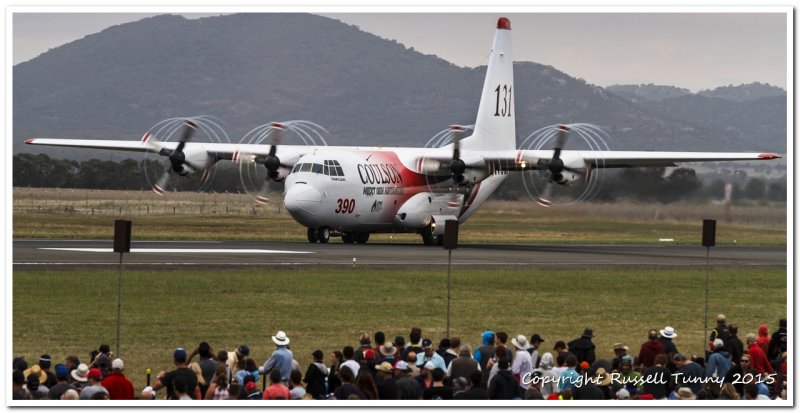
[100,358,134,400]
[746,333,774,376]
[638,329,666,368]
[262,369,291,400]
[756,324,771,355]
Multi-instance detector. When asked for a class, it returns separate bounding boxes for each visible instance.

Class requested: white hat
[512,335,531,351]
[424,361,435,370]
[616,388,630,400]
[71,363,89,382]
[272,330,290,346]
[660,326,678,339]
[112,358,124,370]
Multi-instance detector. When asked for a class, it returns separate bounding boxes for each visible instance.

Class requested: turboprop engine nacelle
[176,147,217,176]
[394,192,435,227]
[553,155,586,185]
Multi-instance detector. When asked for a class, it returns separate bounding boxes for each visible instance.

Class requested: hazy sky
[12,12,788,91]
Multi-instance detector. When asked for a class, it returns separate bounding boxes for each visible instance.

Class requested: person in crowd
[417,361,436,390]
[611,343,630,372]
[226,344,249,376]
[100,358,134,400]
[572,368,604,400]
[527,334,544,369]
[69,363,89,390]
[558,354,581,393]
[673,353,706,395]
[447,344,480,383]
[153,348,201,400]
[511,335,533,394]
[355,369,379,400]
[638,329,665,368]
[263,331,293,383]
[61,389,80,400]
[658,326,679,357]
[725,324,744,369]
[262,369,291,400]
[24,364,49,399]
[333,366,363,400]
[552,352,569,377]
[756,323,771,355]
[303,350,329,400]
[171,378,192,401]
[244,381,262,400]
[393,361,420,400]
[235,358,259,387]
[641,354,671,400]
[340,346,361,378]
[188,341,217,395]
[710,315,730,349]
[436,338,451,360]
[423,368,453,400]
[204,365,230,400]
[442,337,460,368]
[374,361,399,400]
[400,327,424,361]
[718,382,740,400]
[416,338,446,371]
[327,351,344,396]
[743,382,770,400]
[47,364,74,400]
[79,368,108,400]
[533,352,558,398]
[706,339,733,380]
[289,370,306,400]
[463,370,489,400]
[353,332,372,363]
[488,359,520,400]
[767,319,787,364]
[13,371,29,400]
[37,354,57,388]
[64,356,81,375]
[495,332,514,360]
[568,328,596,365]
[372,331,386,355]
[616,356,642,396]
[746,333,774,375]
[453,377,470,399]
[473,330,495,386]
[593,367,613,400]
[377,341,397,366]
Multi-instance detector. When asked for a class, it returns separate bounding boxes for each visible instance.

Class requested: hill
[13,13,786,160]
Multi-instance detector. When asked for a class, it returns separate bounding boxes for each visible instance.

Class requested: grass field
[12,188,787,245]
[13,266,786,393]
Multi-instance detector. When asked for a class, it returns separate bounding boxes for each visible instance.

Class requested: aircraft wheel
[317,227,330,244]
[421,225,438,246]
[355,233,370,244]
[307,227,318,243]
[341,233,355,244]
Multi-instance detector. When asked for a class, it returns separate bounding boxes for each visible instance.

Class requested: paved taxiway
[13,239,786,268]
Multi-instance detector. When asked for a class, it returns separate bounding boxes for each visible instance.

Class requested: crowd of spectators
[12,316,787,401]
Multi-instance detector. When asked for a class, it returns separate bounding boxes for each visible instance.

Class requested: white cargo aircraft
[26,17,780,245]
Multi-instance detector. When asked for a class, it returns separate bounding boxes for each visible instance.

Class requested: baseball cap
[88,368,103,380]
[55,364,69,379]
[173,348,187,361]
[394,360,409,371]
[112,358,124,370]
[245,381,257,392]
[424,361,435,370]
[422,338,433,349]
[238,345,250,356]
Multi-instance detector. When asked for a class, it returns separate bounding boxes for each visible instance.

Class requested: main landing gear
[308,227,369,244]
[420,224,443,246]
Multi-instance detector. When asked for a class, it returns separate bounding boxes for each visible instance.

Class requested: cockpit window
[300,163,312,172]
[324,160,344,177]
[311,163,323,174]
[291,164,300,173]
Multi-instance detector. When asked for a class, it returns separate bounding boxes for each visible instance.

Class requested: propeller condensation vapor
[150,120,197,195]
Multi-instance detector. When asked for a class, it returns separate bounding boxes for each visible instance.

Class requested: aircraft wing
[24,138,318,164]
[485,150,781,171]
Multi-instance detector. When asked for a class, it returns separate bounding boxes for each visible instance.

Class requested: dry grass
[12,188,786,245]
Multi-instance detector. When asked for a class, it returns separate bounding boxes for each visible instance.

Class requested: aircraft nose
[284,184,323,217]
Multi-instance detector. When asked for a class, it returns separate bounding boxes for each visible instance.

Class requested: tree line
[13,153,786,203]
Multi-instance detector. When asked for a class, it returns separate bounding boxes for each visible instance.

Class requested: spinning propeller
[145,120,202,195]
[535,124,584,207]
[254,122,286,204]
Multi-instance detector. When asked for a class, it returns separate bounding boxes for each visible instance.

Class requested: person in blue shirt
[262,331,294,383]
[416,339,447,371]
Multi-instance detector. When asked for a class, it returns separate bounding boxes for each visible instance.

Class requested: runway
[13,239,787,268]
